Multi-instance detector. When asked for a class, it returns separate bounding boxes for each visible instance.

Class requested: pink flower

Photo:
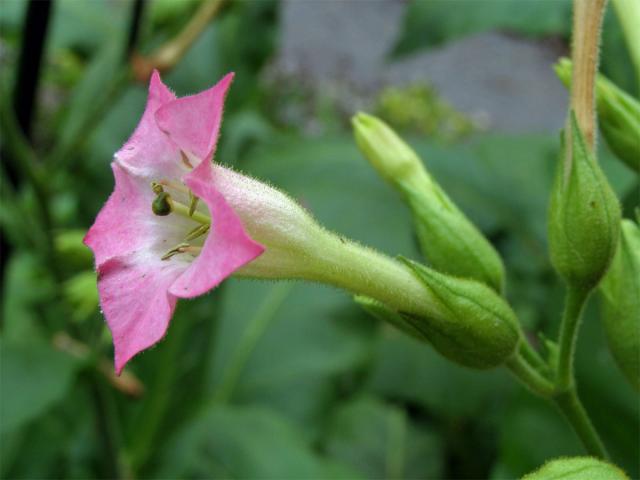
[85,71,264,374]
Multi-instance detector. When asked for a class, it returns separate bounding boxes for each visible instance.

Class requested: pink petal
[169,159,264,298]
[97,252,186,374]
[84,163,157,266]
[115,70,182,179]
[154,73,234,162]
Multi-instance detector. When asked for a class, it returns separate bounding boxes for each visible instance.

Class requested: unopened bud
[600,218,640,391]
[548,113,621,290]
[352,113,505,293]
[555,58,640,172]
[400,258,521,369]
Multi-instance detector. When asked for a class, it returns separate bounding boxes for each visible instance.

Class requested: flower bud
[399,258,521,369]
[555,58,640,172]
[548,113,621,290]
[600,218,640,391]
[352,113,505,293]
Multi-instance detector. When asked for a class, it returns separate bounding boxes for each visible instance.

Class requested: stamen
[160,243,202,261]
[181,151,194,169]
[161,242,190,261]
[158,180,189,194]
[151,182,164,194]
[188,190,200,217]
[150,183,210,224]
[185,223,210,241]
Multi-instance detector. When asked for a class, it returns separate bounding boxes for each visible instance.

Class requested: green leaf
[323,396,443,479]
[366,333,512,418]
[2,253,53,342]
[211,281,375,410]
[393,0,571,57]
[0,340,80,434]
[54,42,123,164]
[155,405,358,479]
[492,392,581,478]
[522,456,629,480]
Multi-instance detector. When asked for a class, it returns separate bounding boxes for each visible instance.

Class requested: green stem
[212,283,292,403]
[556,286,590,390]
[506,352,555,398]
[553,388,609,459]
[519,337,548,373]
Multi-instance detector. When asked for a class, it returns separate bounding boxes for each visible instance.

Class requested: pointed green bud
[548,113,621,290]
[555,58,640,172]
[600,218,640,391]
[399,258,521,369]
[352,112,505,293]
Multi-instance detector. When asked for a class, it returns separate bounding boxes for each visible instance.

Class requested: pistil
[151,182,210,225]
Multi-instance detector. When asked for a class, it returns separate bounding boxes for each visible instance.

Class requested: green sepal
[399,257,521,369]
[522,456,629,480]
[548,112,621,290]
[599,219,640,391]
[353,295,430,343]
[555,58,640,172]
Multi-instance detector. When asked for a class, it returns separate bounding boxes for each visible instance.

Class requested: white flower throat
[150,178,212,261]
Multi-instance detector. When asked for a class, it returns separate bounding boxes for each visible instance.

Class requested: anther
[188,190,199,217]
[161,242,190,261]
[185,223,210,241]
[181,151,194,169]
[151,182,164,194]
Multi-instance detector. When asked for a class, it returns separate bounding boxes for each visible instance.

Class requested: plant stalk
[569,0,608,151]
[556,286,590,391]
[553,388,609,459]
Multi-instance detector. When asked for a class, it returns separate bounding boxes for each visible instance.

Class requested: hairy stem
[569,0,608,150]
[132,0,226,81]
[556,286,590,391]
[506,352,555,398]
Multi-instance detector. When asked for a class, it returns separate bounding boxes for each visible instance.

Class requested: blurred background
[0,0,638,478]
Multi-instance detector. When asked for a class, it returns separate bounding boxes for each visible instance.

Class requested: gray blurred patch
[271,0,568,133]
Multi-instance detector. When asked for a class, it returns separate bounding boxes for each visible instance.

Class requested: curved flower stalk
[86,71,444,373]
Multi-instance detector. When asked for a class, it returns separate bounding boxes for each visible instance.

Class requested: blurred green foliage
[1,1,638,479]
